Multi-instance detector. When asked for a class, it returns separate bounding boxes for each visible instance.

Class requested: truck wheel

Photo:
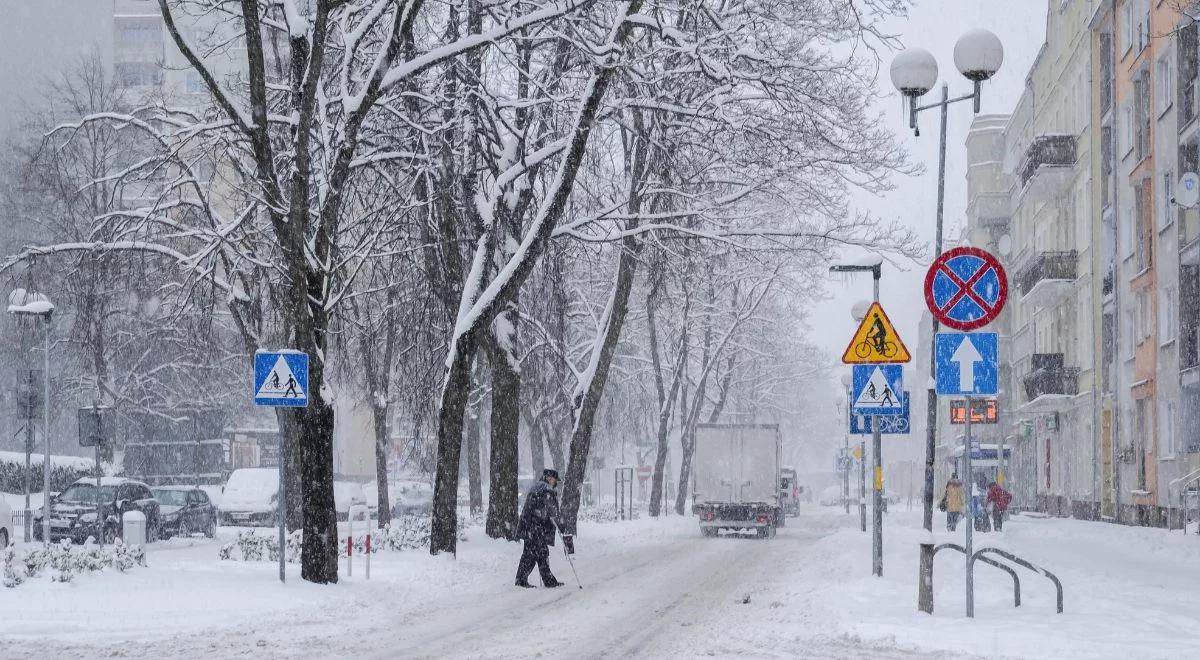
[702,527,718,538]
[756,526,769,539]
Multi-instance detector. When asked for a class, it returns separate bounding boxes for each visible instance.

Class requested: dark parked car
[152,486,217,538]
[34,477,161,544]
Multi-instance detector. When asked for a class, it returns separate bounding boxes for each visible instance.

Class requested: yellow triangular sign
[841,302,911,364]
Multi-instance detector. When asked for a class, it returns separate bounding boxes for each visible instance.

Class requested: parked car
[219,468,279,526]
[0,497,12,548]
[152,486,217,538]
[389,479,434,517]
[819,485,844,507]
[33,477,161,544]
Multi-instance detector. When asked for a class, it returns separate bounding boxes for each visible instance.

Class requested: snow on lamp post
[8,289,55,546]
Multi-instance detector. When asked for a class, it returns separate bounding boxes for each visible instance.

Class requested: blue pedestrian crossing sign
[935,332,998,396]
[254,350,309,407]
[851,364,904,415]
[850,391,910,435]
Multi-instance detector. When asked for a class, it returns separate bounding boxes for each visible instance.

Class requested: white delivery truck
[691,423,784,538]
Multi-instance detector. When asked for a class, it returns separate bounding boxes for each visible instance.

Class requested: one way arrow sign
[935,332,998,396]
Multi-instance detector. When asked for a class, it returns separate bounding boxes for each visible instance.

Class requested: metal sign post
[253,350,310,584]
[872,413,883,576]
[964,395,975,618]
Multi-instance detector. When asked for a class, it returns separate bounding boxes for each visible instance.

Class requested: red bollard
[365,534,371,580]
[347,535,353,577]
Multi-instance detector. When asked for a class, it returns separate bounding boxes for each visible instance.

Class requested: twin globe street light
[887,30,1003,536]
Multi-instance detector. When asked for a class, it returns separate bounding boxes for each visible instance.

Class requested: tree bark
[484,306,521,540]
[429,329,479,555]
[648,298,687,517]
[465,391,484,516]
[371,400,392,528]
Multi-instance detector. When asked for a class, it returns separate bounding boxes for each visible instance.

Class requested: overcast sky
[809,1,1048,373]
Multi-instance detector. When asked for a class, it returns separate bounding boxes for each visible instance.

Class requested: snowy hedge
[0,451,97,494]
[3,538,146,588]
[218,514,473,563]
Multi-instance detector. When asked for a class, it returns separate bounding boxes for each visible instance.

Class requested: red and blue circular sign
[923,247,1008,331]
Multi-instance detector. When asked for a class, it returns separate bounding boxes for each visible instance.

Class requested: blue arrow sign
[851,364,904,415]
[254,350,309,407]
[935,333,998,396]
[850,391,909,435]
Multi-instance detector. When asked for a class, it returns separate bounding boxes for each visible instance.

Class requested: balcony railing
[1018,135,1076,188]
[1022,353,1080,401]
[1017,251,1077,297]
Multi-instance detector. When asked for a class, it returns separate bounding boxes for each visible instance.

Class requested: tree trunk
[298,393,338,583]
[429,330,479,555]
[649,301,687,517]
[465,389,484,516]
[371,401,391,528]
[274,408,304,531]
[484,318,521,540]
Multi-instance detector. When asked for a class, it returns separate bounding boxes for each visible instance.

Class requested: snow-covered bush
[578,507,638,525]
[218,515,471,564]
[1,538,146,588]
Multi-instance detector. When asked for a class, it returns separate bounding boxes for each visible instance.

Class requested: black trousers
[516,540,555,585]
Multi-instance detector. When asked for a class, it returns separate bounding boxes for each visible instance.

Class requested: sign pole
[964,394,975,618]
[859,440,867,533]
[872,413,883,577]
[843,435,850,515]
[278,436,286,583]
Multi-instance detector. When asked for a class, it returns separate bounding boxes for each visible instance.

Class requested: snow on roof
[847,253,883,267]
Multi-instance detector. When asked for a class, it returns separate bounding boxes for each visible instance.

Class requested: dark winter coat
[517,481,559,546]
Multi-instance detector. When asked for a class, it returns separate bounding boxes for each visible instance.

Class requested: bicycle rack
[970,547,1063,614]
[930,543,1020,609]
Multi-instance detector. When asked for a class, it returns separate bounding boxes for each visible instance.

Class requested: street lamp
[830,261,883,575]
[8,289,54,546]
[890,30,1003,536]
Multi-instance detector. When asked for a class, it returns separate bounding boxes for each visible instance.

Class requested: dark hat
[543,468,560,481]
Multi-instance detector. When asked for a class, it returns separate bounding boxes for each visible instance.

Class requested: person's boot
[543,577,565,588]
[515,579,536,588]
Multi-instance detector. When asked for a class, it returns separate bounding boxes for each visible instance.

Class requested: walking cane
[561,532,583,589]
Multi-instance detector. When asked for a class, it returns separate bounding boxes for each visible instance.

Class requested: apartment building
[946,0,1200,527]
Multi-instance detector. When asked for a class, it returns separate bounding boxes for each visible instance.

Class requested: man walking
[515,468,567,588]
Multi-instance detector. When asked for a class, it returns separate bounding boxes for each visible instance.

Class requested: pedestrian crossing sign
[841,302,911,364]
[850,364,904,415]
[254,350,309,407]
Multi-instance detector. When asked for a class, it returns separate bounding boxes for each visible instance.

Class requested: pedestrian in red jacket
[986,481,1012,531]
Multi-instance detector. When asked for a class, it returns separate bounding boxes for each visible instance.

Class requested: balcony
[1018,135,1076,204]
[1021,353,1080,408]
[1016,251,1077,307]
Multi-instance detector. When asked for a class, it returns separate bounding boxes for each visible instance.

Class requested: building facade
[959,0,1200,527]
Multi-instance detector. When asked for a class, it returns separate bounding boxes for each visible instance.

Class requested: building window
[1101,125,1114,207]
[1122,104,1134,156]
[1161,170,1174,231]
[1101,32,1114,113]
[1162,401,1176,457]
[1135,73,1151,160]
[1135,181,1153,270]
[1180,24,1199,127]
[115,62,161,88]
[1122,2,1134,54]
[1157,54,1174,115]
[1137,0,1150,53]
[1160,286,1177,344]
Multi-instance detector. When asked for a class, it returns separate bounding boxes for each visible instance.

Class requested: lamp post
[8,289,55,546]
[831,262,884,576]
[889,29,1003,535]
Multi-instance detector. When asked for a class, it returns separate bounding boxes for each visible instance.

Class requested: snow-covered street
[4,506,1198,659]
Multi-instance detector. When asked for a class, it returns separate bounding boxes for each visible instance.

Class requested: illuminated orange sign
[949,398,997,424]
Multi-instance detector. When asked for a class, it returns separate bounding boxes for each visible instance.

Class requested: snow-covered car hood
[159,505,183,517]
[221,493,274,513]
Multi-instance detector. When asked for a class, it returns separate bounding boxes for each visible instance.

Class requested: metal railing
[1016,251,1078,297]
[1018,135,1076,187]
[1168,468,1200,535]
[1022,353,1080,401]
[920,542,1064,616]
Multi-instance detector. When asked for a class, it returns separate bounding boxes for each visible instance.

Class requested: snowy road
[4,507,1198,659]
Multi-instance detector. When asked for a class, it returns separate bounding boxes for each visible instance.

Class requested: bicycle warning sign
[841,302,911,364]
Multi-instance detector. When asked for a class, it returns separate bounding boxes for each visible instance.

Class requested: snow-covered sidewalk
[1,507,1197,659]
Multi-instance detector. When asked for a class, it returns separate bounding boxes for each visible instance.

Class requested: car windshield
[59,483,116,503]
[153,489,189,506]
